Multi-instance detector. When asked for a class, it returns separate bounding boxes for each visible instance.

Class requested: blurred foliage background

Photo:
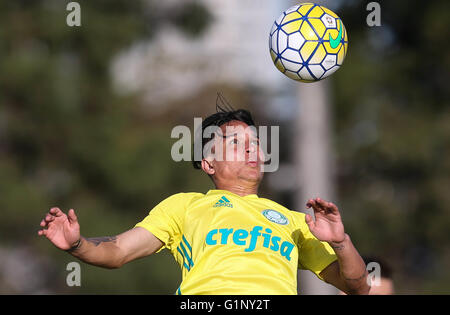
[0,0,449,294]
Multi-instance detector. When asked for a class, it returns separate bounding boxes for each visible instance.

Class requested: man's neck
[214,182,258,197]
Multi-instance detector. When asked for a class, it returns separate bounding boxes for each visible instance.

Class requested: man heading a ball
[38,106,369,295]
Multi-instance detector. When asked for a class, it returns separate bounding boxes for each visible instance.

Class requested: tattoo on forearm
[331,244,345,251]
[86,236,117,246]
[66,238,82,252]
[343,271,367,282]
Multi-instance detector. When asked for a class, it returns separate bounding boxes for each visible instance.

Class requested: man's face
[202,120,265,185]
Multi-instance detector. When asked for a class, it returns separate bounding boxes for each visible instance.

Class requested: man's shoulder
[169,191,205,198]
[164,192,205,204]
[149,192,205,216]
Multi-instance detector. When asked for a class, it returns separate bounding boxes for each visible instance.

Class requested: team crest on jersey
[261,209,289,225]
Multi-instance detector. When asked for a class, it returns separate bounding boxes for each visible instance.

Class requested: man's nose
[246,142,258,155]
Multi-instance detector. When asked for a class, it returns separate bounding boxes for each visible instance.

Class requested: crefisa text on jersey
[179,299,270,312]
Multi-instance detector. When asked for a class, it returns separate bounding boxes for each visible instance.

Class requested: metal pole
[295,79,338,295]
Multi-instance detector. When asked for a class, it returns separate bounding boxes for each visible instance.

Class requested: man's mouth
[246,161,258,167]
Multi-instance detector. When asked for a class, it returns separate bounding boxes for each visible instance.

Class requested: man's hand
[306,198,370,294]
[38,207,80,251]
[305,197,345,245]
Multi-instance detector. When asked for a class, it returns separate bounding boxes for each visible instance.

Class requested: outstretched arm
[305,198,370,295]
[38,207,163,269]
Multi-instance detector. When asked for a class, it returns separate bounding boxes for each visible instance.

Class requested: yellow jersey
[135,189,337,295]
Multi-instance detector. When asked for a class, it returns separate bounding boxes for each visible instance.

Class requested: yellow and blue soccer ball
[269,3,348,82]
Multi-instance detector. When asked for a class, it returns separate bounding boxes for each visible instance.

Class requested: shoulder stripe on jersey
[177,246,191,271]
[182,235,193,253]
[179,242,194,268]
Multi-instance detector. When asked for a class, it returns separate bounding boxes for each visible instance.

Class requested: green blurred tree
[330,0,450,293]
[0,0,212,293]
[1,0,449,295]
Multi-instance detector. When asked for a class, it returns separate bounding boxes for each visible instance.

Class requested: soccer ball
[269,3,348,82]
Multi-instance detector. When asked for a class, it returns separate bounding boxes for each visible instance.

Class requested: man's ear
[201,159,215,176]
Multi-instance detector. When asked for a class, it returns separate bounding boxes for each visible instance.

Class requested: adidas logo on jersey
[213,196,233,208]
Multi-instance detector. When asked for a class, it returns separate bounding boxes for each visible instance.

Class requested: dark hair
[192,94,256,169]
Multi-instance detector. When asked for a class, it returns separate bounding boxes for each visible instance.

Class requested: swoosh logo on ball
[329,19,343,49]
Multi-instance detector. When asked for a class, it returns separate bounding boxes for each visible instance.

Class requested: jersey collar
[206,189,259,199]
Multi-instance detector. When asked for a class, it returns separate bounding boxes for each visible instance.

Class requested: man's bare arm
[319,235,370,294]
[69,227,163,269]
[305,198,370,294]
[38,207,163,269]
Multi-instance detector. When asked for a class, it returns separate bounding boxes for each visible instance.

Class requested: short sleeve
[293,213,337,280]
[135,193,199,253]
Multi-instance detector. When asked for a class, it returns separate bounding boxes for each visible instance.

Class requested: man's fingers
[67,209,78,224]
[49,207,59,214]
[40,207,65,229]
[315,198,339,214]
[49,207,64,217]
[326,201,339,214]
[306,199,324,213]
[307,199,320,210]
[305,213,315,230]
[40,211,57,228]
[314,198,328,211]
[311,198,339,214]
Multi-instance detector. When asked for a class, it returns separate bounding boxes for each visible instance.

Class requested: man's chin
[239,168,264,182]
